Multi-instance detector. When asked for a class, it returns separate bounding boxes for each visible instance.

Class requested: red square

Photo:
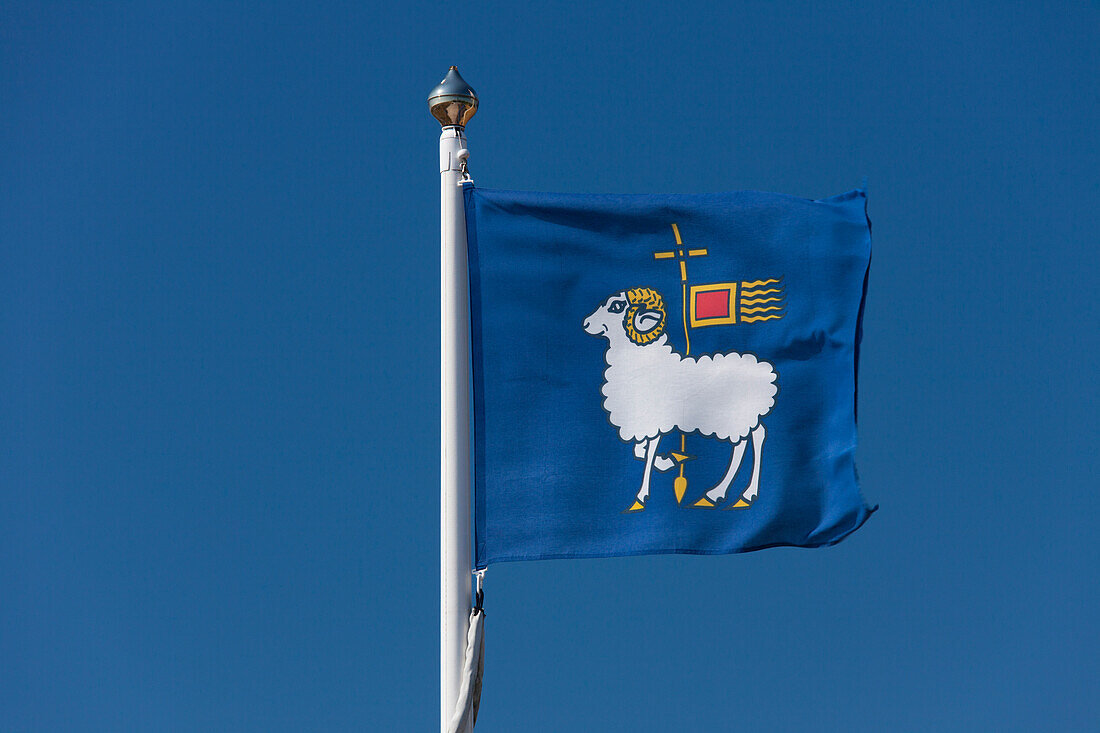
[695,290,730,319]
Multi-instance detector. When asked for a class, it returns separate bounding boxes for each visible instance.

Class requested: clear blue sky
[3,2,1097,731]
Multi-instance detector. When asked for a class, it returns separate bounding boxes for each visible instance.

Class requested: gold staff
[653,223,707,503]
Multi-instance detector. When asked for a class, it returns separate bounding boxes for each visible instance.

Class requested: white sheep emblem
[583,287,778,512]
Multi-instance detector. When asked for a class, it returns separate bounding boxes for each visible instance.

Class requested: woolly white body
[601,335,777,442]
[584,289,778,508]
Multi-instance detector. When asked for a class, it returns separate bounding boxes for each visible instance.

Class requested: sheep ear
[634,309,663,334]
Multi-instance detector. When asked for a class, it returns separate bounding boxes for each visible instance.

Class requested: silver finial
[428,66,478,128]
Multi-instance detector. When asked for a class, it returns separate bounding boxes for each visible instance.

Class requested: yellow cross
[654,224,708,291]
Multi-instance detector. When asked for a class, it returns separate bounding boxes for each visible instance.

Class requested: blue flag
[465,187,874,568]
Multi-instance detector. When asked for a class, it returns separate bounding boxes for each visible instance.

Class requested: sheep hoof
[693,496,717,508]
[724,498,752,510]
[624,500,646,513]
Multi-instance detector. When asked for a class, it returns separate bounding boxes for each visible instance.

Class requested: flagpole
[429,67,478,733]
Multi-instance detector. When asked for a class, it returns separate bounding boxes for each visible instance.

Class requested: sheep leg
[635,440,673,471]
[738,424,767,504]
[702,439,747,503]
[634,436,661,505]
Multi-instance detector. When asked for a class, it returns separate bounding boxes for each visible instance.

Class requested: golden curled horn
[624,287,666,345]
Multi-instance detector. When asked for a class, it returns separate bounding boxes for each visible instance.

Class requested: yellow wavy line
[741,314,783,322]
[740,305,784,314]
[741,278,781,288]
[739,297,783,306]
[740,288,782,297]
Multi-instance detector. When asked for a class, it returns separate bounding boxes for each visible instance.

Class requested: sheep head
[584,288,666,345]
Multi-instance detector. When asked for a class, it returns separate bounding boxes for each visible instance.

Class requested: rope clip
[472,569,485,615]
[457,149,473,185]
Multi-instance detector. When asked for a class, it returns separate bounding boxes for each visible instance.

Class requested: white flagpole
[429,67,478,732]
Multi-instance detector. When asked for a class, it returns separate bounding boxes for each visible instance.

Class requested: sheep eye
[608,300,626,313]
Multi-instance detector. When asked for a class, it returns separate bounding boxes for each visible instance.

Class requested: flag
[465,186,875,568]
